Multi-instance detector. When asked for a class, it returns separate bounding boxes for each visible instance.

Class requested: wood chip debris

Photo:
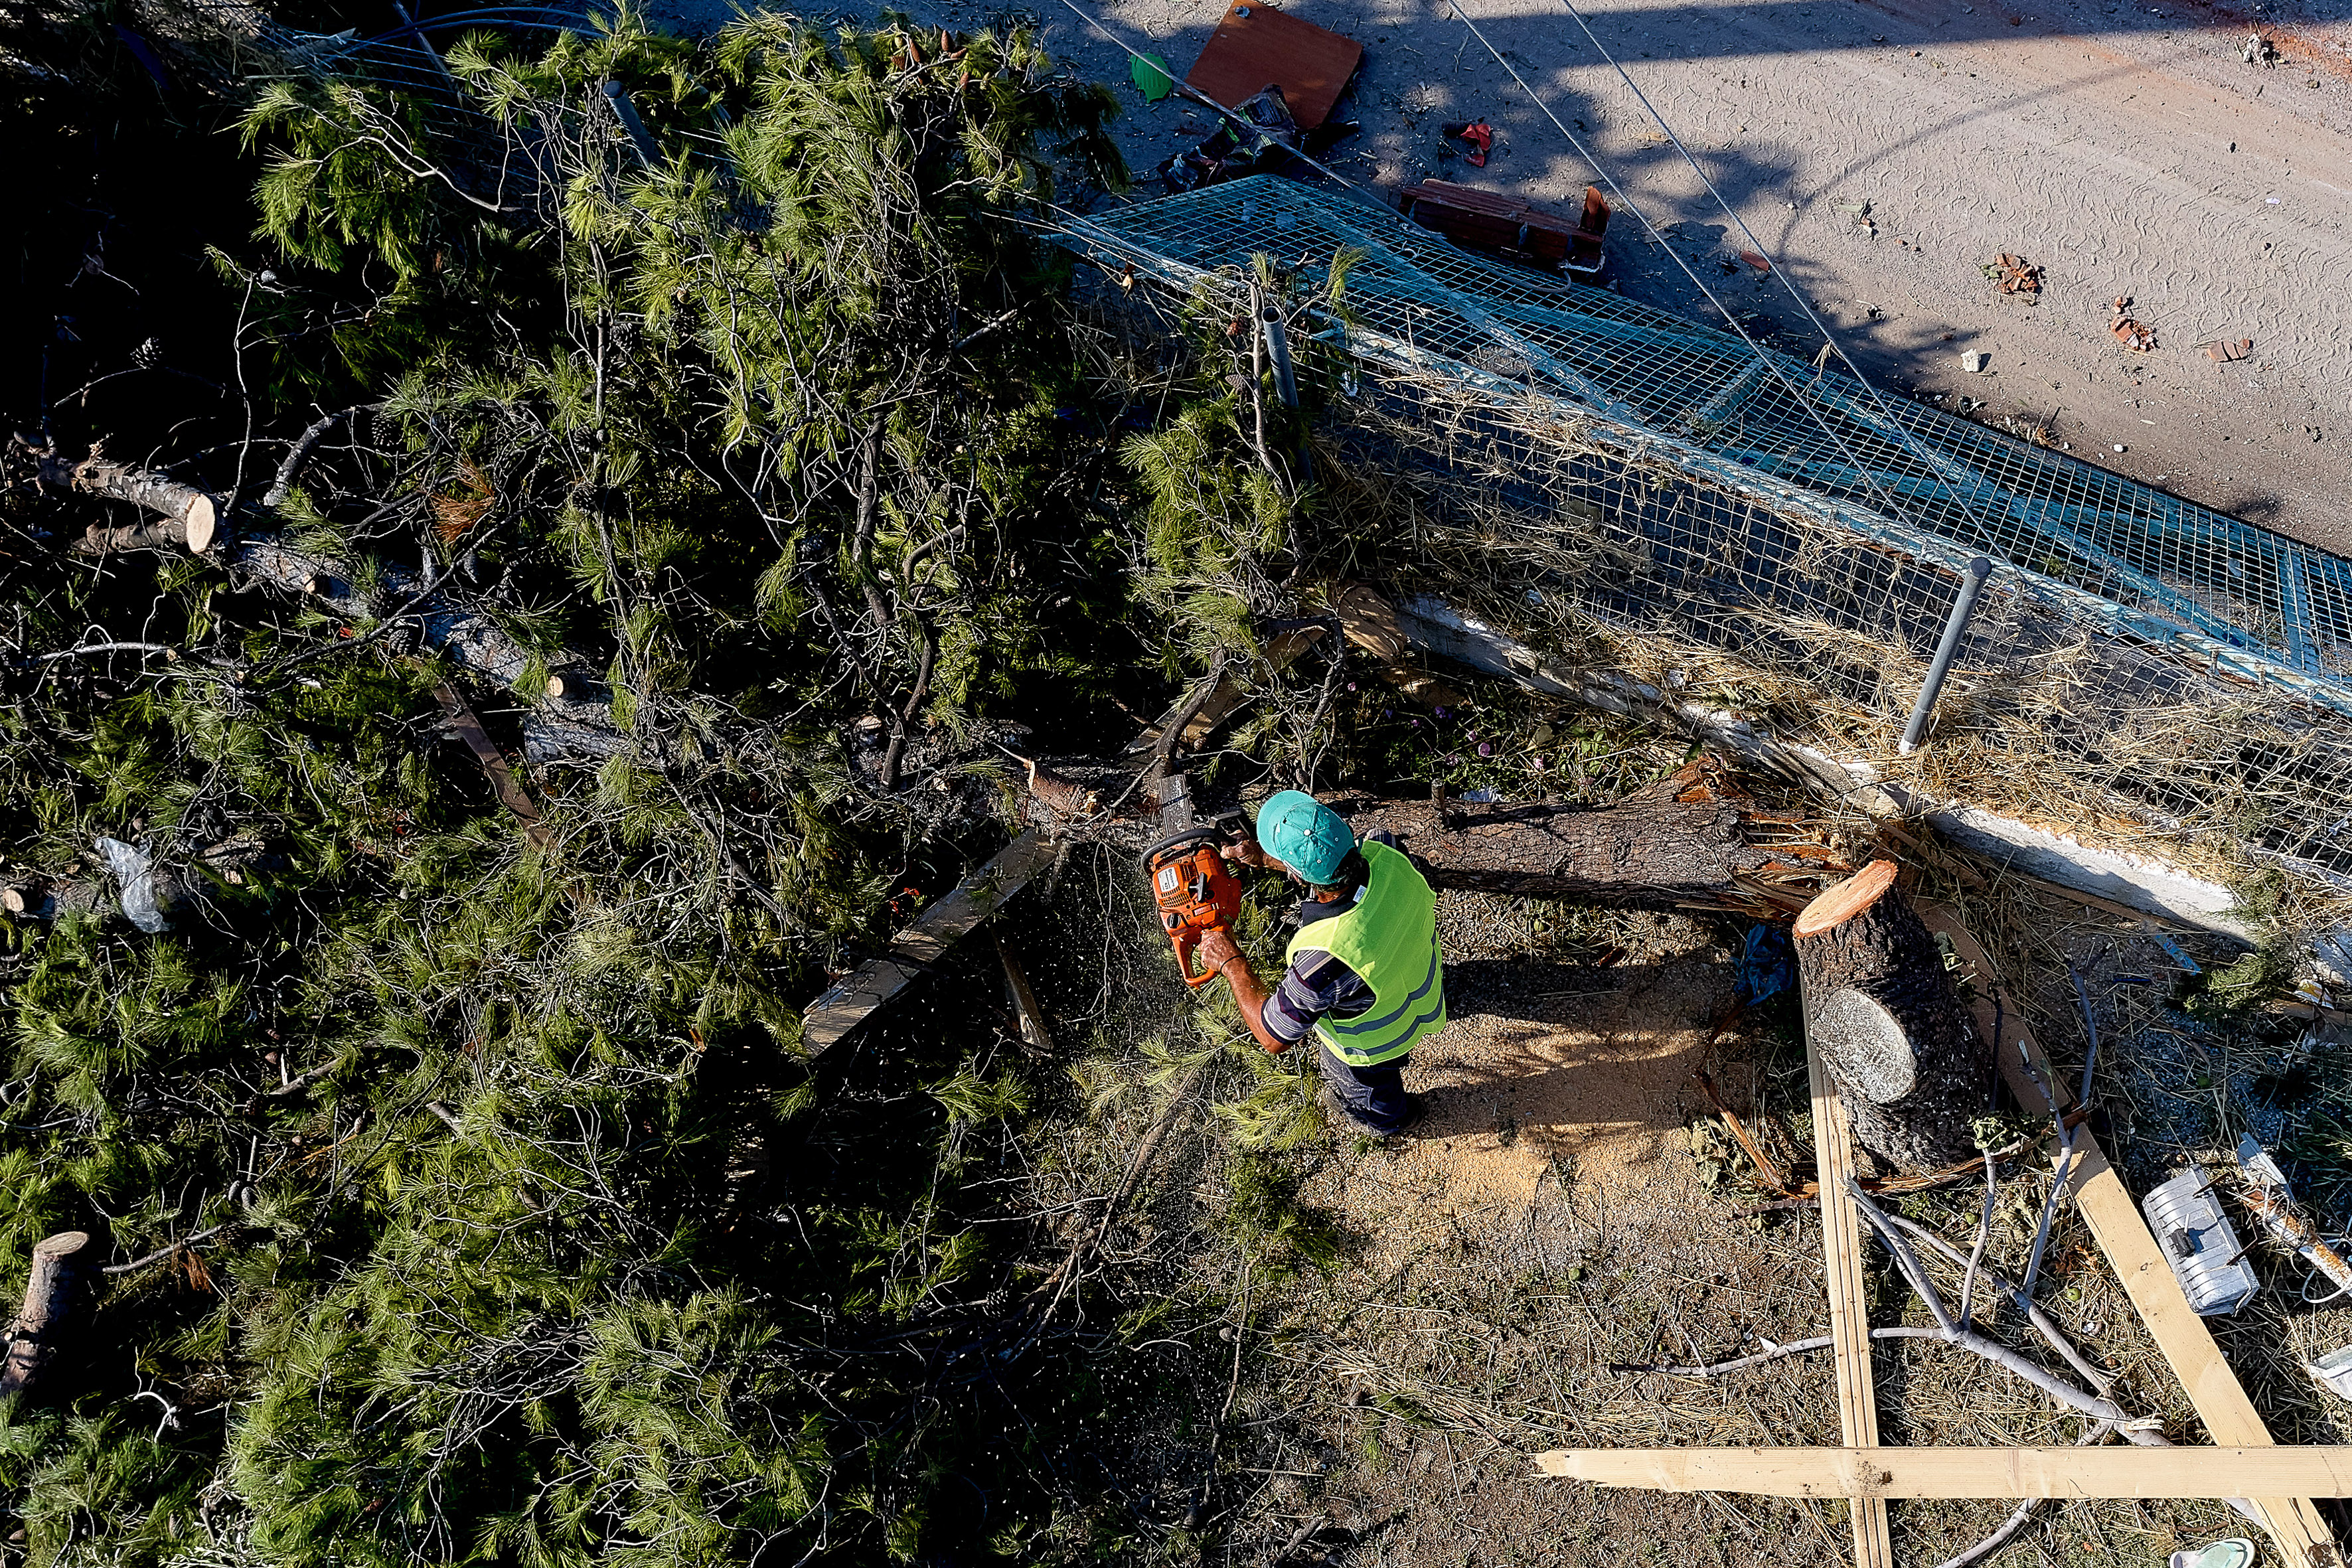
[2108,296,2157,353]
[1982,252,2042,295]
[2205,337,2254,362]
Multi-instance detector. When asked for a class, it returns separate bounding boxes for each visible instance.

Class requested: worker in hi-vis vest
[1216,790,1447,1135]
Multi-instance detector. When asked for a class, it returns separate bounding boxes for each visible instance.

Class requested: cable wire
[1531,0,2007,542]
[1442,0,1966,546]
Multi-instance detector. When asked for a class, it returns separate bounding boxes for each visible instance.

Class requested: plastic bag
[96,836,171,933]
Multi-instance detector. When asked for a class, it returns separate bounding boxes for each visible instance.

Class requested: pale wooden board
[1921,905,2342,1567]
[799,830,1059,1058]
[1533,1446,2352,1499]
[1804,987,1894,1568]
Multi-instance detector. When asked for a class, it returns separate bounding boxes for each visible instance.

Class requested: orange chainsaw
[1146,820,1248,988]
[1142,795,1289,1053]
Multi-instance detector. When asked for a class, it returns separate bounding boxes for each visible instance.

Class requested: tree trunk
[1335,762,1842,916]
[39,453,216,552]
[1794,860,1984,1172]
[1,1231,93,1398]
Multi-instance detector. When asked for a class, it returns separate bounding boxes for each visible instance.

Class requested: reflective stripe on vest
[1284,839,1447,1067]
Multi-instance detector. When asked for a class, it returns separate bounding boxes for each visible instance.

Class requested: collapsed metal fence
[1059,175,2352,900]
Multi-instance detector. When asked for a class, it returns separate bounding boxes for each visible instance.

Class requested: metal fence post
[602,80,661,169]
[1261,308,1298,409]
[1899,556,1994,755]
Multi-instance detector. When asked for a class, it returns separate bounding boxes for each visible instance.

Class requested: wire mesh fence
[1060,176,2352,907]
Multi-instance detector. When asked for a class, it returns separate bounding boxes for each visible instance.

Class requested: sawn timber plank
[1804,981,1895,1568]
[1533,1445,2352,1499]
[1922,904,2342,1568]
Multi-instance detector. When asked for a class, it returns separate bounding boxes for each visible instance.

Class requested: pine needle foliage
[0,7,1358,1563]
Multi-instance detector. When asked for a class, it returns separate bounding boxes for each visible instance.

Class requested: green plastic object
[2169,1539,2256,1568]
[1130,52,1174,100]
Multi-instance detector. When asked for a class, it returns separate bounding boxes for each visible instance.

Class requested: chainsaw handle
[1169,925,1218,988]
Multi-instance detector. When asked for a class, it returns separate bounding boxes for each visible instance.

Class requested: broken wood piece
[996,935,1055,1057]
[1,1231,94,1398]
[1804,996,1893,1568]
[33,449,218,552]
[433,684,553,850]
[1795,862,1983,1172]
[1397,181,1610,275]
[2205,337,2254,363]
[2109,297,2157,353]
[1533,1445,2352,1498]
[1921,905,2341,1567]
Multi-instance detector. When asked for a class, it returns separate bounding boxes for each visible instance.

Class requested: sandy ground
[1253,893,2270,1567]
[651,0,2352,555]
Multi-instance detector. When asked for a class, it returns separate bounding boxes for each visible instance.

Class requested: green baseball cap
[1255,791,1354,884]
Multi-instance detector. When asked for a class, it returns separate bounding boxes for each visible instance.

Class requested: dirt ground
[655,0,2352,555]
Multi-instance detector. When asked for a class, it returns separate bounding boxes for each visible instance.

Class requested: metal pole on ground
[1899,556,1994,756]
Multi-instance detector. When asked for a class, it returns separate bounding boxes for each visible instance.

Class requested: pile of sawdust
[1304,896,1738,1263]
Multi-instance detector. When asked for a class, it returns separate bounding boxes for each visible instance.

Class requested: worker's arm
[1195,927,1291,1054]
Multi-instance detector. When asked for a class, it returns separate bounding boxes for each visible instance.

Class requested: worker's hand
[1219,837,1277,870]
[1196,925,1242,970]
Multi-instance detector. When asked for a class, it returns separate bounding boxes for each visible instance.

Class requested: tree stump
[1,1231,93,1398]
[1794,861,1983,1172]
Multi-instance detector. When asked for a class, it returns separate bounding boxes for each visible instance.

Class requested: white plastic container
[2309,1343,2352,1403]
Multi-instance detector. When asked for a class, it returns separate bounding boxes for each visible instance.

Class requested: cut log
[1338,762,1842,916]
[1794,861,1984,1172]
[1,1231,94,1398]
[37,452,217,552]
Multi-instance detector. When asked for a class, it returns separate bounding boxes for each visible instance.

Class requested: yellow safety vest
[1283,840,1447,1067]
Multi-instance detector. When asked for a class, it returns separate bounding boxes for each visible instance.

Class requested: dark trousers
[1317,1038,1412,1133]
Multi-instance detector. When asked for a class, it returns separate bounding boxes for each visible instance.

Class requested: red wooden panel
[1184,4,1362,131]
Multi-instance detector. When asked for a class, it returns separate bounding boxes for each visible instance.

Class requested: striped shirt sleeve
[1259,947,1377,1044]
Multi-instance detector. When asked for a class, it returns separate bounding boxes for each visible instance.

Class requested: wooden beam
[1533,1446,2352,1499]
[1804,984,1893,1568]
[799,830,1061,1058]
[1920,906,2343,1568]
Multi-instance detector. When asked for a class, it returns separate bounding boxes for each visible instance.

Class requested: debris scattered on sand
[1739,250,1771,272]
[2243,32,2279,66]
[1961,351,1991,373]
[1439,119,1493,167]
[1983,252,2043,295]
[2110,296,2157,352]
[1838,199,1877,236]
[2205,337,2254,362]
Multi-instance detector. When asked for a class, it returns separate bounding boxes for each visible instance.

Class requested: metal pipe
[1260,305,1314,483]
[1898,555,1994,755]
[1261,309,1299,408]
[602,80,660,169]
